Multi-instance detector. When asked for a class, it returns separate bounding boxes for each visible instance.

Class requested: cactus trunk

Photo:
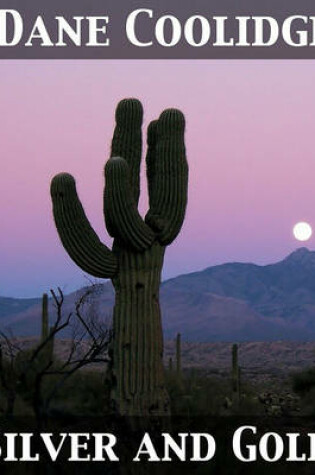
[112,243,169,414]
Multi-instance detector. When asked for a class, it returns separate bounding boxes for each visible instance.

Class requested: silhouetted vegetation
[1,326,307,421]
[0,287,112,426]
[291,368,315,415]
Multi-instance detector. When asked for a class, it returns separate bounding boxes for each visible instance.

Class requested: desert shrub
[49,370,111,415]
[165,367,262,416]
[291,368,315,415]
[0,349,111,417]
[167,368,230,415]
[292,368,315,395]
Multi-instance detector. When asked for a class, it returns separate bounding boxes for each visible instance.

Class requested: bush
[292,368,315,395]
[165,368,259,416]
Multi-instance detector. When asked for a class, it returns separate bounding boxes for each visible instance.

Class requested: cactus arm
[145,120,165,233]
[146,120,158,189]
[104,157,155,251]
[110,98,143,204]
[50,173,118,279]
[145,109,188,245]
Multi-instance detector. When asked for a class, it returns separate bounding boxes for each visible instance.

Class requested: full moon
[293,222,313,241]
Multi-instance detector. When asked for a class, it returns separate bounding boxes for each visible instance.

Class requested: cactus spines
[50,98,188,416]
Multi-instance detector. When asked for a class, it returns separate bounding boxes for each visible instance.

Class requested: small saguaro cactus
[41,293,49,341]
[50,98,188,416]
[232,343,241,406]
[176,333,182,381]
[168,357,173,372]
[41,293,54,363]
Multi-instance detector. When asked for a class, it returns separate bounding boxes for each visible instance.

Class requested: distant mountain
[0,297,39,319]
[2,247,315,341]
[162,247,315,340]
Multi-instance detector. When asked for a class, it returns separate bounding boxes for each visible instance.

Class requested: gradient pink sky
[1,60,315,297]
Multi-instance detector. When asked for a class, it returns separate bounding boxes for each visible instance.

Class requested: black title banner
[1,0,315,58]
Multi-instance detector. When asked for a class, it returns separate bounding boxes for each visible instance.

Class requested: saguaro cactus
[176,333,182,381]
[50,99,188,415]
[168,357,173,372]
[41,293,49,341]
[40,293,54,363]
[232,343,241,406]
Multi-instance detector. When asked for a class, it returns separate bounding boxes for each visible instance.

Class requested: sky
[1,60,315,297]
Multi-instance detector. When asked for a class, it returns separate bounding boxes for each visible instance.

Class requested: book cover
[1,1,315,473]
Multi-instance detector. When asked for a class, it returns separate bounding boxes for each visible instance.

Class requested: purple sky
[1,60,315,297]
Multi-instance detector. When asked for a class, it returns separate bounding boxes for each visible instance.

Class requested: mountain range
[2,247,315,341]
